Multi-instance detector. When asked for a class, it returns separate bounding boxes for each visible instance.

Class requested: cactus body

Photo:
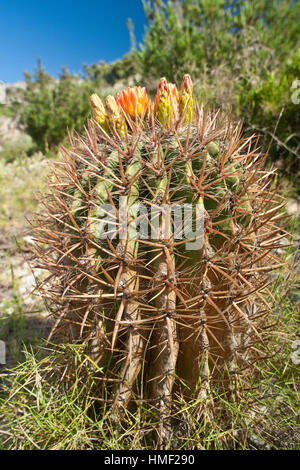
[32,76,287,448]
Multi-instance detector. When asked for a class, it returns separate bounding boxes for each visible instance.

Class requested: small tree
[22,60,94,152]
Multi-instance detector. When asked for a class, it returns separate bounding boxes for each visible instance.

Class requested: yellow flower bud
[105,95,126,136]
[154,77,179,126]
[90,93,108,131]
[179,74,194,123]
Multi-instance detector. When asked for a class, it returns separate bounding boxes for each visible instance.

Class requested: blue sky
[0,0,147,83]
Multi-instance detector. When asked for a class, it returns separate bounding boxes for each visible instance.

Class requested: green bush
[84,53,138,87]
[0,136,34,164]
[138,0,300,82]
[137,0,300,179]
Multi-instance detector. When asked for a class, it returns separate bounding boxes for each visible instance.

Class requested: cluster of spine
[31,75,288,448]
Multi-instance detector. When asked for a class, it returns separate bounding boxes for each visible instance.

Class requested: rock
[248,433,271,450]
[291,340,300,365]
[286,199,300,218]
[0,81,26,105]
[0,115,33,147]
[23,235,35,246]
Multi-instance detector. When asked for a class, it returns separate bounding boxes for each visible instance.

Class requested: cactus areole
[31,75,287,448]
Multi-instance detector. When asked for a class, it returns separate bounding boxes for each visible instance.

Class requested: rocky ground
[0,149,52,368]
[0,227,53,368]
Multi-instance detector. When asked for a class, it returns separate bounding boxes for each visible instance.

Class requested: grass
[0,328,298,450]
[0,266,50,367]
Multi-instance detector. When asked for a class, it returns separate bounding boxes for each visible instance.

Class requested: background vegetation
[1,0,299,180]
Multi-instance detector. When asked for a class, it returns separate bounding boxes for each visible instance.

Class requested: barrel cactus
[31,75,287,448]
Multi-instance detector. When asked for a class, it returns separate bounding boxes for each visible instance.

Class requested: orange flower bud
[154,77,179,126]
[116,86,150,120]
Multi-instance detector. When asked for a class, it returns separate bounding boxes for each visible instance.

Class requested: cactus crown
[31,75,287,448]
